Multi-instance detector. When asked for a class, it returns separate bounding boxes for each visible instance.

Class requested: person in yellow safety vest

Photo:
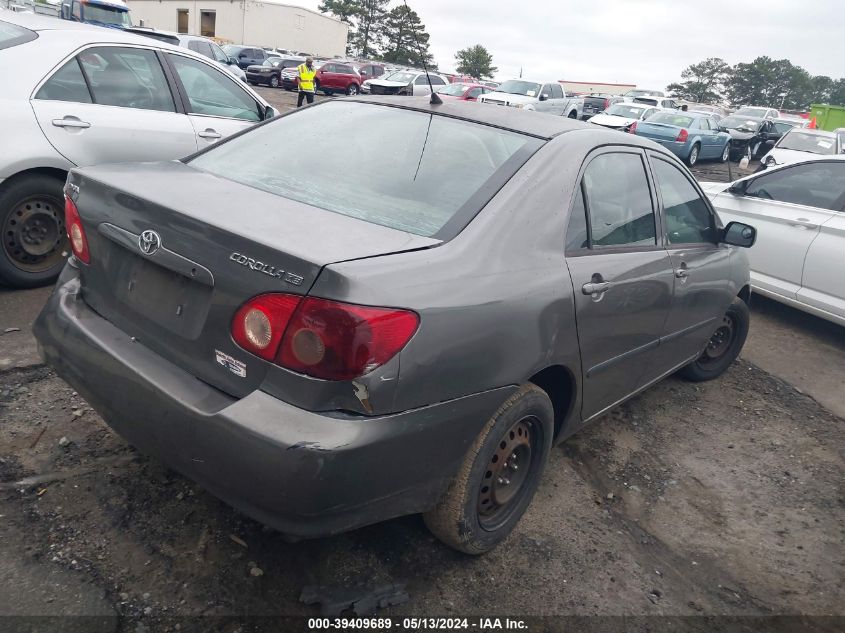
[297,57,317,108]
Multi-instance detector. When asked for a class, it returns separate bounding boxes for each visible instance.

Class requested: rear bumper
[34,266,515,537]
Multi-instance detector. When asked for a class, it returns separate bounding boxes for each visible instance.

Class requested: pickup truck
[581,93,624,120]
[478,78,583,119]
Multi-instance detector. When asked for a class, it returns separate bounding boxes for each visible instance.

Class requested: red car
[435,82,493,101]
[315,61,363,95]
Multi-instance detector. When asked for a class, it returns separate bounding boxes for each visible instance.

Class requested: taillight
[603,98,609,110]
[231,293,419,380]
[676,128,689,142]
[231,294,300,361]
[64,195,89,264]
[628,121,637,134]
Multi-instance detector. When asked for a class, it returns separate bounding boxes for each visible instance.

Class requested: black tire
[679,297,749,382]
[687,143,700,166]
[346,83,359,95]
[248,80,257,86]
[720,142,730,163]
[270,75,280,88]
[567,110,577,119]
[0,173,67,288]
[423,384,554,554]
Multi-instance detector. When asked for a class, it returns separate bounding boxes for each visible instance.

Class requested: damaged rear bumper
[34,265,516,538]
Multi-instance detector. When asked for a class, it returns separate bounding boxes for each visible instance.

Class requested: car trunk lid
[68,161,439,398]
[635,121,684,143]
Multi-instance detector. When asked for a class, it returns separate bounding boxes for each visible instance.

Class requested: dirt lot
[0,93,843,632]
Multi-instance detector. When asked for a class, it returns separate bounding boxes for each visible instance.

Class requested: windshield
[735,107,768,118]
[82,4,132,27]
[605,104,648,118]
[437,83,469,96]
[384,71,415,84]
[777,131,837,155]
[647,113,694,127]
[497,80,542,97]
[189,102,538,238]
[719,116,760,132]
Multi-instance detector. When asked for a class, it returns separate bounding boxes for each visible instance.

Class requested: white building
[126,0,349,57]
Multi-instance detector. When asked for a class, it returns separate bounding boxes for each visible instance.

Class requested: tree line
[318,0,435,68]
[667,57,845,110]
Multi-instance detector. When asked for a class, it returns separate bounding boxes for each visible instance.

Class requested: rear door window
[0,20,37,49]
[35,58,92,103]
[78,46,175,112]
[581,152,656,247]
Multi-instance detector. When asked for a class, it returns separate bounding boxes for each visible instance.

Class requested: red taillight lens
[628,121,637,134]
[231,293,300,360]
[603,98,609,110]
[278,298,419,381]
[64,195,89,264]
[676,128,689,142]
[231,293,419,380]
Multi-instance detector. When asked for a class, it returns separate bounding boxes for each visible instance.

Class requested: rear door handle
[790,218,818,230]
[197,129,222,139]
[582,281,610,295]
[52,118,90,129]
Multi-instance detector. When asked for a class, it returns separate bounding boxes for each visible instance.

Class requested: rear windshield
[188,101,540,238]
[605,104,648,118]
[0,20,37,49]
[778,131,837,155]
[647,113,694,127]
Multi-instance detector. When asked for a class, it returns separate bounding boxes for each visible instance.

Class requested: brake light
[231,293,419,380]
[64,195,89,264]
[676,128,689,142]
[603,98,609,110]
[628,121,637,134]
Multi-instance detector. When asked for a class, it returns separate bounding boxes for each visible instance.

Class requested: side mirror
[228,57,238,65]
[539,93,549,101]
[263,106,276,120]
[721,221,756,248]
[727,179,748,195]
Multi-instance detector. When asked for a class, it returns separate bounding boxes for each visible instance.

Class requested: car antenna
[402,0,441,105]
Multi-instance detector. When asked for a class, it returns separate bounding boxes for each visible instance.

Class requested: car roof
[347,96,671,143]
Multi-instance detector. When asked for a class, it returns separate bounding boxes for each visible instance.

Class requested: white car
[588,102,661,131]
[701,157,845,325]
[366,70,449,96]
[630,95,679,110]
[477,78,564,109]
[761,129,843,169]
[0,12,274,288]
[734,106,780,120]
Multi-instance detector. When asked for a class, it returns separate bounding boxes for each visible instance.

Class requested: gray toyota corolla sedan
[34,97,756,554]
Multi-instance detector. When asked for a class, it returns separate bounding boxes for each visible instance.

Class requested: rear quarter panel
[309,138,585,417]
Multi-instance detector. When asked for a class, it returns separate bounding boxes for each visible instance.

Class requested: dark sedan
[246,57,301,88]
[35,98,756,554]
[718,115,783,161]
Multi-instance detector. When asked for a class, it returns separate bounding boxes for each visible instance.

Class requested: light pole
[779,91,788,110]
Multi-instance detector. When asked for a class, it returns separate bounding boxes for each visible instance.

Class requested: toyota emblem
[138,230,161,256]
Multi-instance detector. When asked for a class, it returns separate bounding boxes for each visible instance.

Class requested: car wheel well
[528,365,575,440]
[737,284,751,306]
[0,167,67,195]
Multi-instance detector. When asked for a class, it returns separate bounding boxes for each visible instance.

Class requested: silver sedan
[0,12,275,288]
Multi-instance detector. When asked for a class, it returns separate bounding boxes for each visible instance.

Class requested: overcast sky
[299,0,844,89]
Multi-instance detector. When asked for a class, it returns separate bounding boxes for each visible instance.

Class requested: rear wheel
[0,173,67,288]
[423,384,554,554]
[686,143,700,166]
[679,297,749,382]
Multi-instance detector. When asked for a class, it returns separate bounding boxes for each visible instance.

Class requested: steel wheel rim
[700,314,735,365]
[477,416,539,531]
[3,195,65,272]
